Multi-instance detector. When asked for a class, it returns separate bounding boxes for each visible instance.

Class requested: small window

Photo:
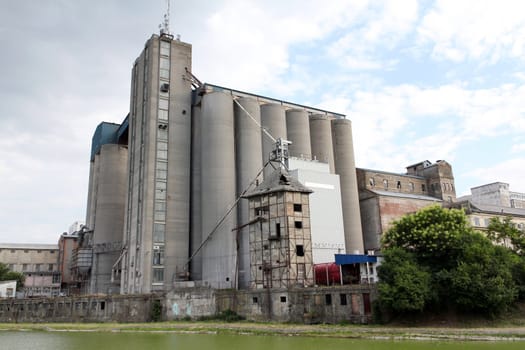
[296,245,305,257]
[474,217,480,226]
[280,296,287,303]
[22,264,28,271]
[409,182,414,192]
[340,294,347,306]
[252,297,258,304]
[24,250,29,253]
[152,268,164,283]
[383,179,388,189]
[35,264,41,272]
[100,301,105,310]
[293,203,302,212]
[325,294,332,305]
[48,264,53,271]
[294,221,303,229]
[396,181,401,189]
[422,184,426,192]
[369,177,375,187]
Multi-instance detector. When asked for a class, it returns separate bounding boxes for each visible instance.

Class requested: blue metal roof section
[335,254,377,265]
[116,114,129,142]
[90,122,120,160]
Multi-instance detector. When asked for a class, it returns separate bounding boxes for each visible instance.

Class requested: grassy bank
[2,321,525,341]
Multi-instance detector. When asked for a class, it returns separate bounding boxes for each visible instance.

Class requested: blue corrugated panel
[117,114,129,142]
[90,122,120,160]
[335,254,377,265]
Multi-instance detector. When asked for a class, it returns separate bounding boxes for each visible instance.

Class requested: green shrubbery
[377,206,525,319]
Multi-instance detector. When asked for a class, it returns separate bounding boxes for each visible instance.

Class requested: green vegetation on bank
[376,206,525,320]
[1,321,525,341]
[0,263,25,290]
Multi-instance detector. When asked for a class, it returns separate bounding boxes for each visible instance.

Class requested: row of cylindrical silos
[192,91,364,289]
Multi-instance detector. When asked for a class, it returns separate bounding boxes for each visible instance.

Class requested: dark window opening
[422,184,426,192]
[280,296,287,303]
[226,277,230,282]
[325,294,332,305]
[294,221,303,229]
[296,245,305,257]
[270,223,281,240]
[293,203,302,212]
[396,181,401,189]
[253,297,258,304]
[100,301,105,310]
[340,294,347,305]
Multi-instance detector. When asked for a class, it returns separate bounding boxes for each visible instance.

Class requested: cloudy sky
[1,0,524,244]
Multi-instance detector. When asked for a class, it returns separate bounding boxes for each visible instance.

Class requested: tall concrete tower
[121,33,193,294]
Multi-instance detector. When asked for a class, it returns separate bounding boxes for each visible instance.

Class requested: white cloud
[326,0,418,70]
[511,143,525,153]
[466,158,525,193]
[418,0,525,63]
[317,82,525,178]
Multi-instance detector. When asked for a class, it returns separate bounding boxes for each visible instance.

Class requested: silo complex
[200,91,237,289]
[260,103,287,177]
[331,119,364,254]
[234,97,263,289]
[310,114,335,173]
[286,109,311,159]
[86,32,366,294]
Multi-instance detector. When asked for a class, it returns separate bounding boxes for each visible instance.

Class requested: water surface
[1,331,523,350]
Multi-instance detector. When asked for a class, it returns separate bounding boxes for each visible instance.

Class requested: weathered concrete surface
[0,294,158,323]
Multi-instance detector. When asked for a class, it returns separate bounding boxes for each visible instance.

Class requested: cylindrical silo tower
[310,114,335,173]
[190,105,202,281]
[200,91,237,289]
[286,109,311,160]
[260,103,287,178]
[90,144,128,294]
[234,97,263,289]
[331,118,364,254]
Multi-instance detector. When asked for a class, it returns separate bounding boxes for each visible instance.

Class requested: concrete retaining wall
[0,285,376,324]
[0,294,158,323]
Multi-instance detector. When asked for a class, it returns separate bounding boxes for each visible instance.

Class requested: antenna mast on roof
[159,0,171,36]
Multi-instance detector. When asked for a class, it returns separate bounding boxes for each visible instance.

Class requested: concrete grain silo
[260,103,287,178]
[310,114,335,173]
[200,91,237,289]
[234,97,263,289]
[286,109,311,160]
[89,144,128,294]
[190,105,202,281]
[331,119,364,254]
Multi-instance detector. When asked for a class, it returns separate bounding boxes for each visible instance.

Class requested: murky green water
[0,331,523,350]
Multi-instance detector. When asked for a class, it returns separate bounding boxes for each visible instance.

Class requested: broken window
[293,203,302,212]
[295,221,303,229]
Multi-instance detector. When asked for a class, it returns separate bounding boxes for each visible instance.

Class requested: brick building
[0,243,61,297]
[356,160,456,252]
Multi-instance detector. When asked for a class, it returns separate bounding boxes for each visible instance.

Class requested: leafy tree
[487,216,525,255]
[487,216,525,300]
[447,232,517,314]
[377,248,433,313]
[378,206,518,317]
[0,263,25,290]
